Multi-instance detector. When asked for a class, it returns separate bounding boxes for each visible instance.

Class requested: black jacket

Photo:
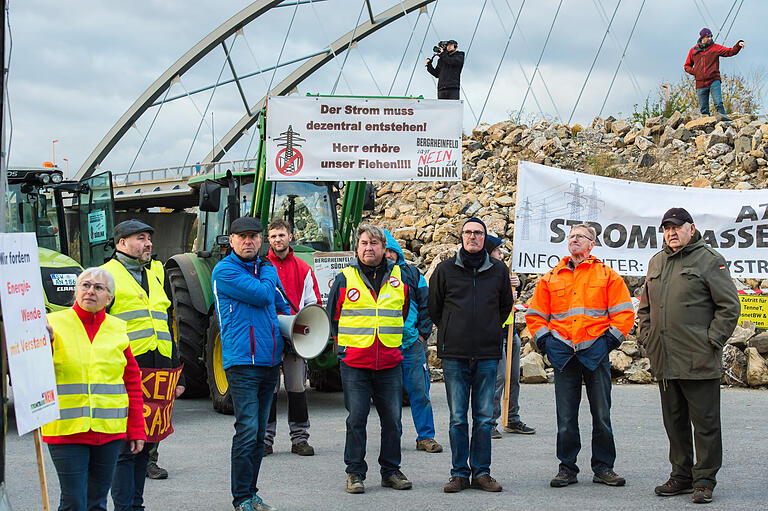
[428,251,514,360]
[427,51,464,90]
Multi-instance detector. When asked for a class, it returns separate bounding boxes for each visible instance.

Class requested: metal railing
[112,159,259,186]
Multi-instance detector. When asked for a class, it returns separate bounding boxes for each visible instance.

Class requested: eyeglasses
[78,282,108,293]
[462,230,485,238]
[568,233,594,242]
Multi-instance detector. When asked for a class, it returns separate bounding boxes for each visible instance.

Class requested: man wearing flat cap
[212,216,290,511]
[637,208,740,504]
[103,220,184,510]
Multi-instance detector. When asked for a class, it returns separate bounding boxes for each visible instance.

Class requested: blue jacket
[384,230,432,349]
[212,252,291,370]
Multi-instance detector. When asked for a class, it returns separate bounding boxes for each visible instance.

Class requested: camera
[432,39,457,54]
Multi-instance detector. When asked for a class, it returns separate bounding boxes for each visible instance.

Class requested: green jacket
[637,231,740,380]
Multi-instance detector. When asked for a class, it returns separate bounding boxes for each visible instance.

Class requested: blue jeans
[48,440,122,511]
[339,361,403,478]
[401,340,436,441]
[442,359,498,479]
[226,364,280,508]
[111,441,153,511]
[492,332,522,427]
[696,80,725,115]
[553,355,616,475]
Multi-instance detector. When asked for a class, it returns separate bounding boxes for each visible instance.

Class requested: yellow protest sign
[738,293,768,328]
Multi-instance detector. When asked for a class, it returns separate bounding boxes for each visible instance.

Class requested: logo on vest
[347,288,360,302]
[388,276,401,288]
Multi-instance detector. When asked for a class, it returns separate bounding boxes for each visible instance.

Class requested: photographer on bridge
[426,40,464,100]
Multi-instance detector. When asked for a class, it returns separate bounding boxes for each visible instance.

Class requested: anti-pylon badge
[388,276,401,288]
[347,288,360,302]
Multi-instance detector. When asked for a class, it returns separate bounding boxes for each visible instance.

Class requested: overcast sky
[7,0,765,175]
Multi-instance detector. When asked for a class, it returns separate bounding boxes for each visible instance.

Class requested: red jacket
[684,42,741,89]
[43,303,146,445]
[267,247,322,312]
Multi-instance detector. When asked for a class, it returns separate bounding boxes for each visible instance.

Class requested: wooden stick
[500,325,515,428]
[33,428,51,511]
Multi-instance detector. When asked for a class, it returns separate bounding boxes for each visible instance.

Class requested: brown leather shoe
[654,478,693,496]
[692,487,713,504]
[470,474,502,492]
[416,438,443,453]
[443,476,470,493]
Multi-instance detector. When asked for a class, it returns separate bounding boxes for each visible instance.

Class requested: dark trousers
[438,88,460,100]
[339,361,403,478]
[226,364,280,508]
[48,440,122,511]
[553,356,616,475]
[659,378,722,490]
[442,358,497,479]
[111,441,153,511]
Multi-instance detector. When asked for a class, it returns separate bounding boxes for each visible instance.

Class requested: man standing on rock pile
[684,27,744,121]
[637,207,740,505]
[525,223,634,490]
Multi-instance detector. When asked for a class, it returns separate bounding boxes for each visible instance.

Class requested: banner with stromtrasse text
[266,96,462,181]
[513,161,768,278]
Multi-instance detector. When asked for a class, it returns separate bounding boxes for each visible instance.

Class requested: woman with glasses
[42,267,145,511]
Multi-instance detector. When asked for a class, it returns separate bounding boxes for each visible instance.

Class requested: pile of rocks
[362,111,768,388]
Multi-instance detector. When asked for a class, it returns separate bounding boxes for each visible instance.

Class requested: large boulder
[611,119,631,136]
[748,332,768,356]
[721,344,748,386]
[520,352,548,383]
[746,347,768,387]
[609,350,633,374]
[619,341,640,357]
[727,321,756,349]
[685,116,718,131]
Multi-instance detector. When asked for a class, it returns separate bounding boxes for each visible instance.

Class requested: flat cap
[660,207,694,227]
[230,216,263,234]
[114,219,154,241]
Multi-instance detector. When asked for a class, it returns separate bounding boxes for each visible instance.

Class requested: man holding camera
[426,40,464,100]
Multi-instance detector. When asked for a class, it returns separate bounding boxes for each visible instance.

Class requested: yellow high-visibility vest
[102,258,172,358]
[337,265,405,348]
[42,308,130,436]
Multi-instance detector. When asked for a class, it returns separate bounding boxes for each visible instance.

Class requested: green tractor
[165,112,372,413]
[5,166,116,311]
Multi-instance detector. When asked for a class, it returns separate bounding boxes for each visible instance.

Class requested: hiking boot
[263,445,273,457]
[654,478,694,496]
[416,438,443,453]
[471,474,502,492]
[593,469,626,487]
[490,427,502,439]
[249,494,277,511]
[550,468,578,487]
[716,113,733,122]
[346,473,365,494]
[504,422,536,435]
[443,476,470,493]
[146,462,168,480]
[381,470,412,490]
[692,487,713,504]
[234,501,256,511]
[291,441,314,456]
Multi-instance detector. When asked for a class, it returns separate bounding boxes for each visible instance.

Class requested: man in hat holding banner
[103,219,184,511]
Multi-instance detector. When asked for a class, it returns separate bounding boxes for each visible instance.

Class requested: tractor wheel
[205,315,234,414]
[167,266,209,398]
[308,365,343,392]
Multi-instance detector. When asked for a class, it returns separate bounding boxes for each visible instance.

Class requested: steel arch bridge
[76,0,438,180]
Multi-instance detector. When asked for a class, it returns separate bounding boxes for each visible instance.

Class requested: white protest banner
[266,96,462,181]
[513,161,768,277]
[313,251,355,305]
[0,233,59,435]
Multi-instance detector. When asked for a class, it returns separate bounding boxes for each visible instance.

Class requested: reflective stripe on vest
[101,258,173,357]
[337,265,405,348]
[41,308,131,437]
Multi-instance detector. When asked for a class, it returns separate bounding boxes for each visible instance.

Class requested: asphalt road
[5,382,767,510]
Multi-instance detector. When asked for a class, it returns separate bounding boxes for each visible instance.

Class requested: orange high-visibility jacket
[525,256,634,351]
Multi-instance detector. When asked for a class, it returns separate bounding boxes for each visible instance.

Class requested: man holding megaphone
[264,219,322,458]
[328,224,413,495]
